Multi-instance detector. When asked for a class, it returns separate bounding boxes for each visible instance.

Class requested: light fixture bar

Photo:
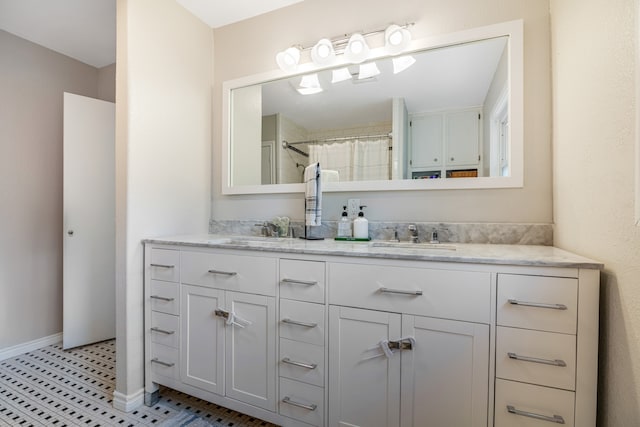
[294,22,414,52]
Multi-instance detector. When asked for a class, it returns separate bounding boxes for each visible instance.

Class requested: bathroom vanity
[143,236,601,427]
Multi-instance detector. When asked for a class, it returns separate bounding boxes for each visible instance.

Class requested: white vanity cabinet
[328,261,491,427]
[144,239,600,427]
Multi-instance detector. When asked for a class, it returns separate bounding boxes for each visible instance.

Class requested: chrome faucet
[408,224,419,243]
[430,229,440,244]
[255,221,279,237]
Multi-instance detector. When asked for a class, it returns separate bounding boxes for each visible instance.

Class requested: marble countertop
[144,234,603,269]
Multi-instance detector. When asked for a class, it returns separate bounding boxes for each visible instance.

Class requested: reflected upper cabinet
[222,20,523,195]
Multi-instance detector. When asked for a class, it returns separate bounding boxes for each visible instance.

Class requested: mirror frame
[222,20,523,195]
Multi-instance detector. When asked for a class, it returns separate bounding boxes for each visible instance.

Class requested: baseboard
[112,388,144,412]
[0,333,63,362]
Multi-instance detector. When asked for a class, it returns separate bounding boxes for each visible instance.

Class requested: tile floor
[0,340,278,426]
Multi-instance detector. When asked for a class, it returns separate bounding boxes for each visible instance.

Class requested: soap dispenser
[353,206,369,239]
[337,206,352,237]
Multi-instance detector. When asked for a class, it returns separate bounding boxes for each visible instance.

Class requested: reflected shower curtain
[352,138,389,181]
[309,141,353,181]
[309,138,390,182]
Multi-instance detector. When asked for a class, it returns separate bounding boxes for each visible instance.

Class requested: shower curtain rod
[283,132,392,146]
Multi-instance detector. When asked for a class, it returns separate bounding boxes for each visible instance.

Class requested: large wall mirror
[222,20,523,194]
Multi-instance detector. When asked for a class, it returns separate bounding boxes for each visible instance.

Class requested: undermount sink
[370,241,457,251]
[207,236,290,246]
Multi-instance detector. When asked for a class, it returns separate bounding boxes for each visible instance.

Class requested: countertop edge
[142,235,604,270]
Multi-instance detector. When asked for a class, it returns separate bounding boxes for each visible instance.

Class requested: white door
[445,110,480,166]
[410,113,443,169]
[181,285,225,394]
[63,93,115,349]
[328,306,401,427]
[401,315,489,427]
[225,291,277,411]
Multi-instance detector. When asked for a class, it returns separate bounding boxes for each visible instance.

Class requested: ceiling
[0,0,302,68]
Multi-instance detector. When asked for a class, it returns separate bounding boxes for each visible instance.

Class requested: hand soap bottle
[353,206,369,239]
[337,206,352,237]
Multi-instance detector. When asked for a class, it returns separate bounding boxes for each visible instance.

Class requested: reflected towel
[321,169,339,183]
[304,162,322,226]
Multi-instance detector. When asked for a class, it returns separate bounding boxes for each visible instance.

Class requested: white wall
[114,0,212,408]
[551,0,640,424]
[211,0,553,224]
[0,30,100,351]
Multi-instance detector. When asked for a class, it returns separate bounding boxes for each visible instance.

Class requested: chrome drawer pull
[150,358,175,368]
[208,269,237,276]
[282,396,317,411]
[507,405,565,424]
[282,357,317,370]
[150,327,175,335]
[150,263,175,268]
[281,278,317,286]
[379,287,423,296]
[150,295,174,302]
[282,318,317,328]
[508,299,567,310]
[508,352,567,367]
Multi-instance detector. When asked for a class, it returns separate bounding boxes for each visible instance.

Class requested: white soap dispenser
[353,206,369,239]
[337,206,352,237]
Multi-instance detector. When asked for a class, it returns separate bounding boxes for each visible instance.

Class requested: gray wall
[0,30,114,350]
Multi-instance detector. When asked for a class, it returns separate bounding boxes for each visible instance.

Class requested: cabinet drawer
[150,248,180,282]
[150,343,179,381]
[279,338,324,387]
[279,377,324,427]
[496,326,576,390]
[150,312,180,349]
[497,274,577,334]
[495,379,575,427]
[280,259,325,304]
[150,280,179,315]
[181,251,276,296]
[328,262,491,323]
[280,299,325,346]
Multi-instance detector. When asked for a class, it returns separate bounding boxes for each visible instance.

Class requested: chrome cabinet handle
[282,396,317,411]
[150,263,175,268]
[282,318,317,328]
[150,358,175,368]
[150,327,175,335]
[379,287,423,296]
[282,357,317,370]
[508,352,566,367]
[281,278,317,286]
[508,299,567,310]
[507,405,565,424]
[208,269,237,276]
[150,295,174,302]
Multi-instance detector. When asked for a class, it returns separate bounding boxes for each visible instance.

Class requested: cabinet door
[410,113,443,169]
[180,285,225,394]
[329,306,401,427]
[401,315,489,427]
[225,291,277,411]
[446,110,480,166]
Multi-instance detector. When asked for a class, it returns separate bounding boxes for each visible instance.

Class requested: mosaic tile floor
[0,340,278,427]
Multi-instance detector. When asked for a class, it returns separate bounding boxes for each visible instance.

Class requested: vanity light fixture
[276,46,301,72]
[384,24,412,55]
[344,33,370,64]
[275,23,414,72]
[331,67,353,83]
[392,55,416,74]
[311,38,336,66]
[358,62,381,79]
[296,73,323,95]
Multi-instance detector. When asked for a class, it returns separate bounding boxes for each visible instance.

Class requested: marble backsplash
[209,219,553,246]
